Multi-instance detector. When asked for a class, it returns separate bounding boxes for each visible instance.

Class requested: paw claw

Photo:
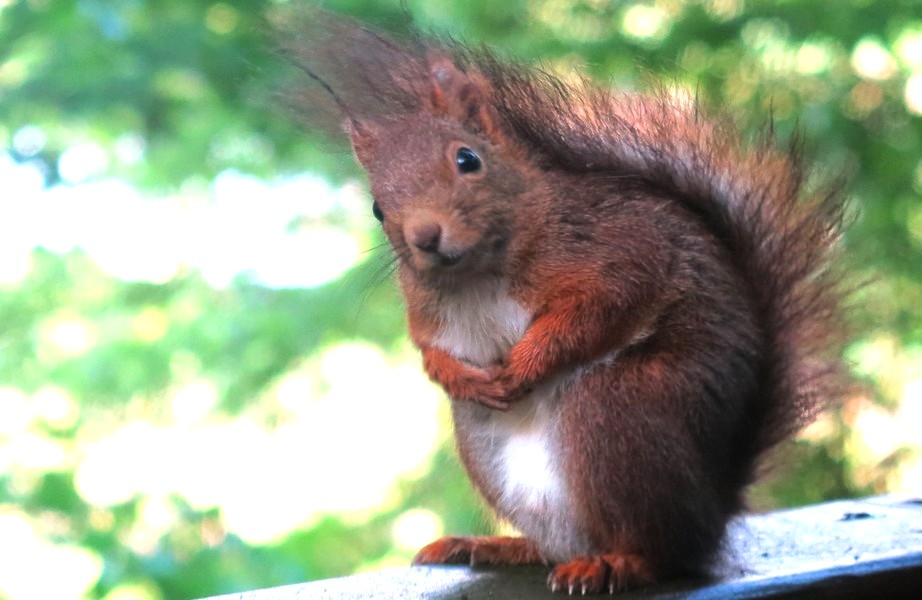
[547,553,654,594]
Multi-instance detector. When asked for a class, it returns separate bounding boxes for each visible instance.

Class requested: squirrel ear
[344,117,378,168]
[428,55,499,138]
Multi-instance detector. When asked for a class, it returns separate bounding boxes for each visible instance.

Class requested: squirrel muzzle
[403,208,481,273]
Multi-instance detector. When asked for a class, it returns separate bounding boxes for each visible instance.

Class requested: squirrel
[280,9,848,595]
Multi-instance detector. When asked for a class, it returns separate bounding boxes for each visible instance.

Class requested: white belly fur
[433,280,590,561]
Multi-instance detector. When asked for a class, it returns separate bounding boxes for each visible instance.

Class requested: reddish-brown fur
[280,9,848,594]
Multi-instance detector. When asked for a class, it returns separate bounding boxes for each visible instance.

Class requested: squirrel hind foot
[547,553,656,595]
[412,535,543,567]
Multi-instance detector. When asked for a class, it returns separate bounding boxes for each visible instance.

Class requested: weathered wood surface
[204,495,922,599]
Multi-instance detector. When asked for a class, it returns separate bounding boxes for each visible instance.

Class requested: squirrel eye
[455,147,482,174]
[372,201,384,222]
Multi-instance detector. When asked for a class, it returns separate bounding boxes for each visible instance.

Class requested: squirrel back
[282,10,848,593]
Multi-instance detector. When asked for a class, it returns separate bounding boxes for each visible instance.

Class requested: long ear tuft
[273,6,428,141]
[343,116,379,168]
[428,54,499,138]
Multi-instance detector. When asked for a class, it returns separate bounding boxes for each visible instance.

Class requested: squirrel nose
[408,221,442,253]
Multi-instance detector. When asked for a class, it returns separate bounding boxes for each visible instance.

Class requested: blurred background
[1,0,920,598]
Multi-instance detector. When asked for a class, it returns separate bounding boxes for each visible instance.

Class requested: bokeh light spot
[58,142,109,183]
[851,38,897,81]
[904,74,922,115]
[0,509,103,600]
[205,3,239,35]
[622,4,667,40]
[0,387,32,436]
[40,314,98,357]
[392,508,443,552]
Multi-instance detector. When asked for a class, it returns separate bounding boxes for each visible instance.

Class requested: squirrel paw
[423,348,520,410]
[412,536,543,566]
[464,367,516,411]
[547,554,655,595]
[446,365,525,411]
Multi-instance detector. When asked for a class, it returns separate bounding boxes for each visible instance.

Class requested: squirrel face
[349,84,532,283]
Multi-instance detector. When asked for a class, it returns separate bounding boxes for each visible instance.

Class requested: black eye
[455,147,482,174]
[372,201,384,222]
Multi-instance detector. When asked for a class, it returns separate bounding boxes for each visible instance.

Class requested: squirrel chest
[432,280,590,561]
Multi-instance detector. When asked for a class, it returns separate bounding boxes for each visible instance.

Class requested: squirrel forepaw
[464,368,514,410]
[422,346,529,410]
[470,366,530,411]
[441,364,526,411]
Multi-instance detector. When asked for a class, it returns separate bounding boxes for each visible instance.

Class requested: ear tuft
[343,117,379,168]
[428,56,464,112]
[428,54,499,138]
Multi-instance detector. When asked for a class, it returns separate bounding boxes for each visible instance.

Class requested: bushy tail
[471,58,849,464]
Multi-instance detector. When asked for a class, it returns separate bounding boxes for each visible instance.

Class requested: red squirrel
[282,10,848,594]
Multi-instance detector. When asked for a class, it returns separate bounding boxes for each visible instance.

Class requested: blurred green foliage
[1,1,921,598]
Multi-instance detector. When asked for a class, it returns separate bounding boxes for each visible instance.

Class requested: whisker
[342,235,410,336]
[361,241,392,256]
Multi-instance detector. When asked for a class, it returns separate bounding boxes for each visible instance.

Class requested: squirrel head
[280,11,548,284]
[344,55,537,282]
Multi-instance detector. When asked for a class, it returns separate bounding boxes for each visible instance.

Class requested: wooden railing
[204,495,922,599]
